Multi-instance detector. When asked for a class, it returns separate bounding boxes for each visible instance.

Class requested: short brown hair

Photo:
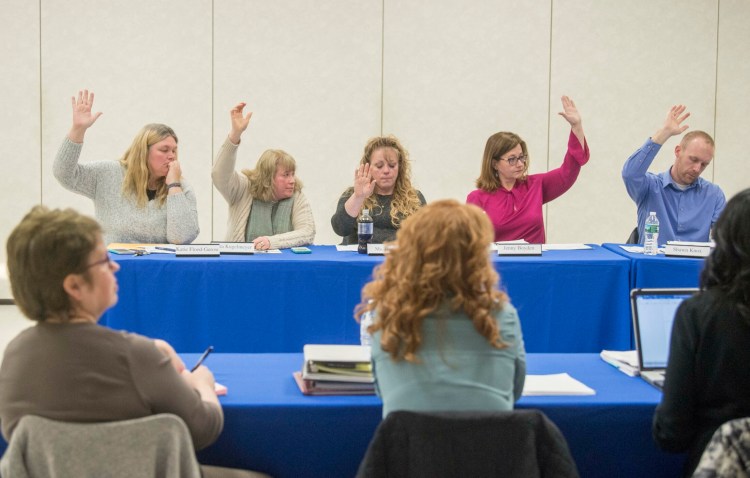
[475,132,529,192]
[680,130,715,149]
[6,206,101,321]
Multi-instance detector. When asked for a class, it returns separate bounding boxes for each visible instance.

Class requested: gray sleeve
[165,180,200,244]
[52,137,105,199]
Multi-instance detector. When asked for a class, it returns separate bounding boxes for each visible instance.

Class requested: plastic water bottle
[357,208,373,254]
[644,212,659,255]
[360,309,373,346]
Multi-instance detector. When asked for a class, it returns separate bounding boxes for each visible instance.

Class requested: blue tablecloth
[101,245,631,353]
[0,353,686,477]
[190,353,683,478]
[602,243,705,289]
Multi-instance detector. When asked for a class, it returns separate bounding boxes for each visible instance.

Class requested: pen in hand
[191,345,214,372]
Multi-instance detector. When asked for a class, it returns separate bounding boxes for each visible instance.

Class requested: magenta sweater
[466,132,589,244]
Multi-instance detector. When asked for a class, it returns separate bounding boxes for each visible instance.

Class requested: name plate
[213,242,255,254]
[496,244,542,256]
[367,244,385,256]
[664,244,711,258]
[175,244,221,257]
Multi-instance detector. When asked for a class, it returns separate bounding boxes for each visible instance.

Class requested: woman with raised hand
[356,199,526,417]
[467,95,589,243]
[53,90,199,245]
[331,135,426,245]
[212,102,315,250]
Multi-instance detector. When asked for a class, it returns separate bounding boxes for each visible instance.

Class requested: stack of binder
[293,344,375,395]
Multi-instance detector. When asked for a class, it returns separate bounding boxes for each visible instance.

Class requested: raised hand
[559,95,585,146]
[68,89,102,142]
[662,105,690,137]
[228,102,253,144]
[558,95,581,127]
[652,105,691,145]
[353,163,377,199]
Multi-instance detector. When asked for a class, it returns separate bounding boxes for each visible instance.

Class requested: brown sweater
[0,322,223,450]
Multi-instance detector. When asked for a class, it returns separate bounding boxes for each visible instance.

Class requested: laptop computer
[631,288,698,390]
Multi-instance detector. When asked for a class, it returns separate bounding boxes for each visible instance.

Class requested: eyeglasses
[81,256,113,271]
[495,154,528,166]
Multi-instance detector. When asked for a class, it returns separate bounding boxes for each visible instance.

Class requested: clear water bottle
[360,309,373,346]
[644,212,659,255]
[357,208,373,254]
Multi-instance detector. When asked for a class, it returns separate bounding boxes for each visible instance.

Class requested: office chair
[0,414,202,478]
[356,409,579,478]
[626,227,639,244]
[693,417,750,478]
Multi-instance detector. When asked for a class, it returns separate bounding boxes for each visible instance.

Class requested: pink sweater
[466,132,589,244]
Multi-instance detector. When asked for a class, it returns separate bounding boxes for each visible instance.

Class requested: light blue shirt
[371,302,526,418]
[622,138,726,244]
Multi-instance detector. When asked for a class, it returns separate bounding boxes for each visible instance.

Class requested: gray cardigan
[53,138,200,245]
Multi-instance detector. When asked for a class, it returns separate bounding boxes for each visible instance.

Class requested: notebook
[631,288,698,390]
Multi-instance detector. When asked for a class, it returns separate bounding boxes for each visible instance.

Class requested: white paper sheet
[541,244,592,251]
[522,373,595,396]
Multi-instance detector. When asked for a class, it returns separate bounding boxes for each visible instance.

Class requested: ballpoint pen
[191,345,214,372]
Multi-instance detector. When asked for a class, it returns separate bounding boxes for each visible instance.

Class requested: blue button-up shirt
[622,138,726,244]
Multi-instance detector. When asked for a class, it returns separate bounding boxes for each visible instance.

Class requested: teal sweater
[372,301,526,417]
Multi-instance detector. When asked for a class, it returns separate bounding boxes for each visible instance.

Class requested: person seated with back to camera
[211,102,315,251]
[466,96,589,244]
[653,187,750,477]
[0,206,269,478]
[331,135,425,245]
[53,90,199,245]
[355,199,526,417]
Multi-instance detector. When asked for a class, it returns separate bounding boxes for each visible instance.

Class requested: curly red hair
[355,199,508,362]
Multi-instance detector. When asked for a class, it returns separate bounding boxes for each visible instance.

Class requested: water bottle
[644,212,659,255]
[360,309,374,346]
[357,208,373,254]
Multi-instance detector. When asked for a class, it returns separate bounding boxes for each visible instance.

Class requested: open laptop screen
[632,289,698,370]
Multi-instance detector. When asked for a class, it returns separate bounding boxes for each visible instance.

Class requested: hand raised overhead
[228,102,253,144]
[652,105,691,145]
[68,89,102,142]
[558,95,581,128]
[662,105,691,137]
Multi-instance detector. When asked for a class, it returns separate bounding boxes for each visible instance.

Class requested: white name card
[213,242,255,254]
[664,244,711,258]
[175,244,221,257]
[367,244,385,255]
[497,244,542,256]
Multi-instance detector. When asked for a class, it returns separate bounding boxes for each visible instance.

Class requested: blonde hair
[355,200,508,362]
[7,206,101,322]
[355,136,422,227]
[119,123,178,207]
[475,132,529,192]
[242,149,302,202]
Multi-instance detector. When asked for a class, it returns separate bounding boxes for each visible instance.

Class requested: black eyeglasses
[81,256,113,271]
[495,154,528,166]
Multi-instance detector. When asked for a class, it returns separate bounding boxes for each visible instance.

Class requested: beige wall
[1,1,748,298]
